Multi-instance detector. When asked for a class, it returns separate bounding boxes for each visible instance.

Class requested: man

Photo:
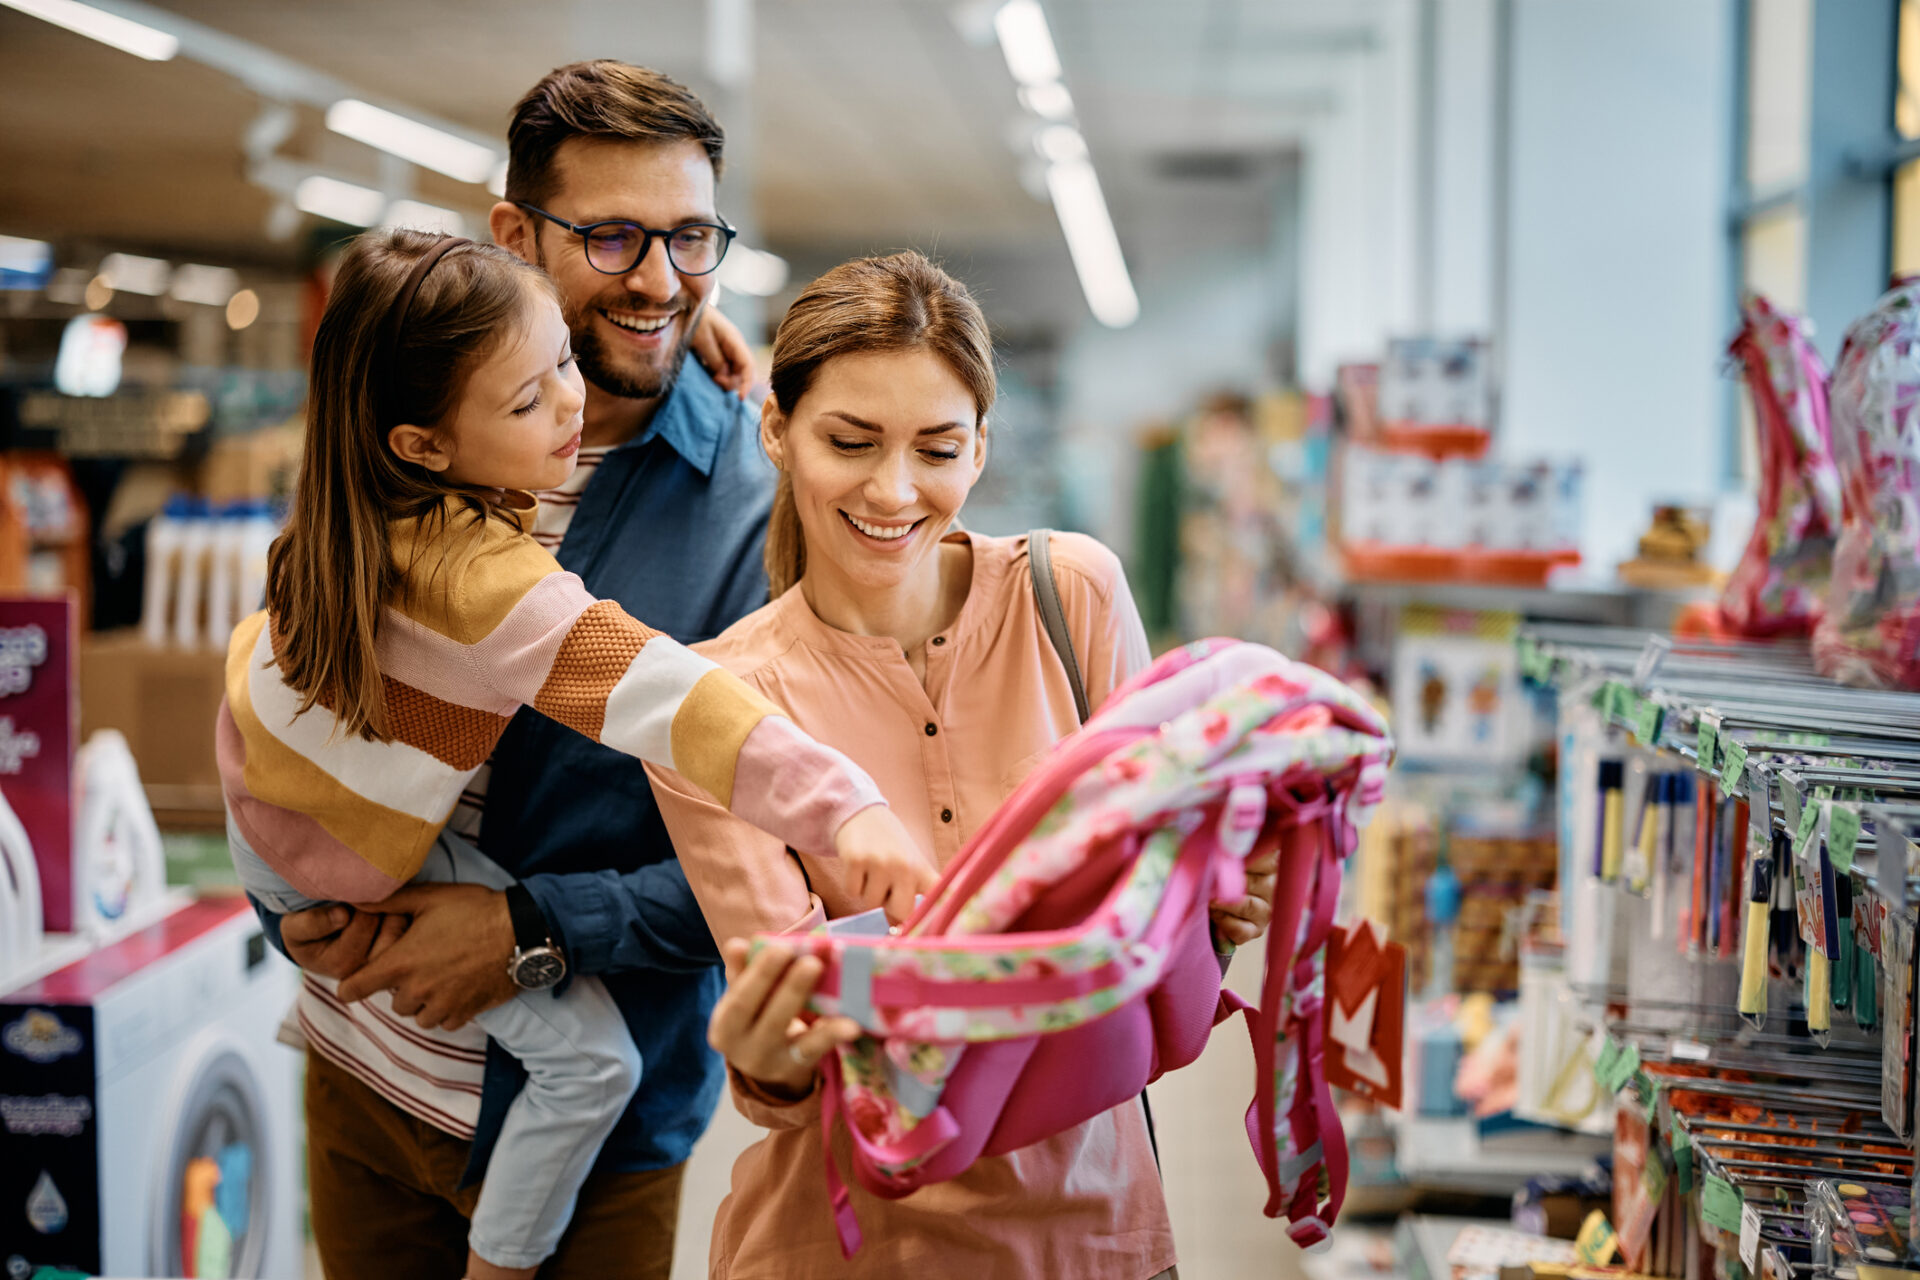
[270,61,770,1278]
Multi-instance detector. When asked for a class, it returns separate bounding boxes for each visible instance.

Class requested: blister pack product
[1808,1178,1913,1272]
[1883,911,1917,1139]
[1814,280,1920,687]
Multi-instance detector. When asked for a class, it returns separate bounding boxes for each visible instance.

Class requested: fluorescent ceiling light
[718,245,790,298]
[295,175,386,227]
[383,200,466,237]
[326,99,499,185]
[1035,123,1088,164]
[99,252,171,296]
[993,0,1061,87]
[170,263,239,306]
[0,0,178,60]
[1018,81,1074,121]
[1045,159,1138,329]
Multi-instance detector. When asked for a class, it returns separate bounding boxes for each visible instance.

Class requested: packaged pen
[1740,842,1773,1027]
[1599,759,1626,882]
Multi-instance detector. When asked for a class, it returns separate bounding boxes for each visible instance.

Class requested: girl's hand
[1210,845,1279,948]
[709,938,860,1097]
[833,806,938,924]
[691,306,756,399]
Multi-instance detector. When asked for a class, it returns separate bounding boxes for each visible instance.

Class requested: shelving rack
[1518,623,1920,1279]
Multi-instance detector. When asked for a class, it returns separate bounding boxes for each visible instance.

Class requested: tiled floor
[673,930,1309,1280]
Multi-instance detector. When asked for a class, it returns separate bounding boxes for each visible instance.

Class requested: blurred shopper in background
[269,61,769,1279]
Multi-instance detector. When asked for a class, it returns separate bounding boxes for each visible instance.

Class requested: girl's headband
[376,234,472,423]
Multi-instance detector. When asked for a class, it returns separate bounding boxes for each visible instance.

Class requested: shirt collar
[625,352,733,477]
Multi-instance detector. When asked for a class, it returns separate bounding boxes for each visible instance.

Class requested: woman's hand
[1209,846,1279,948]
[708,937,861,1098]
[833,805,939,925]
[691,306,756,399]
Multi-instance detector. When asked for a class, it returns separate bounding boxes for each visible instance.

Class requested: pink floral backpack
[1721,293,1840,636]
[1815,279,1920,687]
[765,636,1394,1256]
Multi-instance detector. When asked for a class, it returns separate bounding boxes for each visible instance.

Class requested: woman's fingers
[785,1014,862,1071]
[708,943,794,1052]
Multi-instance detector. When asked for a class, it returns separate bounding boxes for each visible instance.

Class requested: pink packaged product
[763,638,1395,1256]
[1720,294,1840,637]
[1815,280,1920,687]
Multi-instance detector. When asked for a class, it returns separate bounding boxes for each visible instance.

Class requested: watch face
[512,948,566,991]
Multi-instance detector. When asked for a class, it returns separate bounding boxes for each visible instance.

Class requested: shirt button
[941,808,954,823]
[925,722,938,737]
[931,636,946,646]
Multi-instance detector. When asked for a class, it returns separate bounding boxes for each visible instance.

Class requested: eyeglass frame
[513,201,739,277]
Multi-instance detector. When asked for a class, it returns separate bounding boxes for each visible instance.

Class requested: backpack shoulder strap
[1028,528,1091,725]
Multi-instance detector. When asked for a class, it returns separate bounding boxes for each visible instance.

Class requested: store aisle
[672,930,1308,1279]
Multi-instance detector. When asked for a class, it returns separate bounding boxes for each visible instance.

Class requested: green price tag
[1797,796,1821,849]
[1601,1042,1641,1094]
[1644,1143,1670,1200]
[1721,740,1749,794]
[1697,720,1720,773]
[1671,1124,1694,1193]
[1593,1037,1623,1087]
[1632,1068,1659,1121]
[1829,804,1861,875]
[1702,1174,1745,1233]
[1636,700,1663,745]
[1592,681,1614,714]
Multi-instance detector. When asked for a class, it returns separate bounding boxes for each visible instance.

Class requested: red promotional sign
[0,596,76,931]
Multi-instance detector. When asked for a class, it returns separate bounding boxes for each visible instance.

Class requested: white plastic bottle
[203,502,240,651]
[169,496,213,650]
[141,496,189,647]
[0,783,41,985]
[235,500,279,620]
[73,728,167,935]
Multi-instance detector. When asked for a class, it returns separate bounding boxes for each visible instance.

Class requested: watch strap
[504,883,552,952]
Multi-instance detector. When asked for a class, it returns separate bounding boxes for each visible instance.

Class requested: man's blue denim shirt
[255,355,773,1185]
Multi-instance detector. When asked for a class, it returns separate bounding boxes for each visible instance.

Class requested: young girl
[216,229,933,1280]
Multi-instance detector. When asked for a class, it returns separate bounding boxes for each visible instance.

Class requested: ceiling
[0,0,1385,334]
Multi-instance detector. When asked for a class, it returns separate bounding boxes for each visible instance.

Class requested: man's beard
[539,245,698,402]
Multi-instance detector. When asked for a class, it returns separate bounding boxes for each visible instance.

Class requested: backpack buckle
[1288,1219,1332,1252]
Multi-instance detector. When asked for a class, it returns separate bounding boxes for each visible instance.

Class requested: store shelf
[1389,1113,1609,1196]
[1393,1215,1510,1280]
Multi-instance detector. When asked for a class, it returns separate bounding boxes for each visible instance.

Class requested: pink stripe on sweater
[216,704,409,904]
[375,570,598,713]
[727,716,887,856]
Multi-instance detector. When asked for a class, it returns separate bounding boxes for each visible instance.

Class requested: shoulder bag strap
[1028,529,1092,725]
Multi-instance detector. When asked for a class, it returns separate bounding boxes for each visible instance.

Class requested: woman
[651,252,1276,1279]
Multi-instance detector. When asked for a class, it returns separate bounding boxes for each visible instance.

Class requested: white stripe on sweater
[599,634,721,770]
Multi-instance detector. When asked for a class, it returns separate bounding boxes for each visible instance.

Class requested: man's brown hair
[506,60,725,207]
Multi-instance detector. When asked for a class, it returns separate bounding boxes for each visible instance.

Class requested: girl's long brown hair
[763,251,996,598]
[266,228,553,741]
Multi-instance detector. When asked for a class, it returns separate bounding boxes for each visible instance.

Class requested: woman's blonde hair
[265,228,555,741]
[763,251,996,597]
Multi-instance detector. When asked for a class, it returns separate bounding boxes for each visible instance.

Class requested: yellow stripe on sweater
[668,668,780,809]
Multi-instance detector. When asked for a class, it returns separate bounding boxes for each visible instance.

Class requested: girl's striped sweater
[217,495,881,904]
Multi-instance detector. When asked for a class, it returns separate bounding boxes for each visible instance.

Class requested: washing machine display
[0,897,300,1279]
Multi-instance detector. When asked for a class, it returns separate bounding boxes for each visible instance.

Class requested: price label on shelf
[1593,1037,1623,1088]
[1796,794,1821,854]
[1829,804,1861,875]
[1636,699,1663,746]
[1721,741,1749,795]
[1601,1042,1641,1095]
[1740,1203,1761,1269]
[1697,719,1719,773]
[1670,1122,1694,1193]
[1701,1175,1744,1233]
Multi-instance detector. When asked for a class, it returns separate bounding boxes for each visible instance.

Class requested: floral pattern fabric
[1815,281,1920,687]
[778,640,1392,1178]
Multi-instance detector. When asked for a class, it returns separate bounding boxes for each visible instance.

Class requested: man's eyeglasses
[515,202,737,277]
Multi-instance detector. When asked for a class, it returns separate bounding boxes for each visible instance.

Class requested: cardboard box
[78,631,225,826]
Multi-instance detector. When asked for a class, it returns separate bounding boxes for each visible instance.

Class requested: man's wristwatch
[504,884,566,992]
